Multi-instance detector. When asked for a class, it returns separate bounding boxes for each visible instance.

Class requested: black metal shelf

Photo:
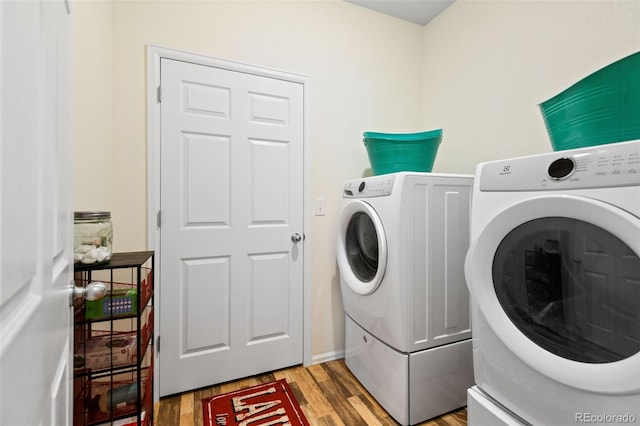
[73,251,154,426]
[74,251,154,271]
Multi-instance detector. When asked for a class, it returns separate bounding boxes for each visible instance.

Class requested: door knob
[291,233,303,243]
[70,281,108,305]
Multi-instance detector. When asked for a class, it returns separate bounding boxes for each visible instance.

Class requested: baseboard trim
[311,350,345,365]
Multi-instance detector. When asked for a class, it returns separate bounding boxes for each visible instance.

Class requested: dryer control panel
[343,174,396,197]
[480,139,640,191]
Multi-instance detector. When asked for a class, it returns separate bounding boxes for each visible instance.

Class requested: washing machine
[465,140,640,426]
[336,172,474,425]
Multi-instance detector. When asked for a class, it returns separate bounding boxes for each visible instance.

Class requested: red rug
[202,378,310,426]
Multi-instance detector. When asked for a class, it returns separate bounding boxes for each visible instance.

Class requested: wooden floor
[154,359,467,426]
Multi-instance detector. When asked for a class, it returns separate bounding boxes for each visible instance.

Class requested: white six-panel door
[0,0,73,424]
[158,58,305,396]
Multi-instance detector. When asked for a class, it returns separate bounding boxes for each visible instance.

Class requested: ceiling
[345,0,455,26]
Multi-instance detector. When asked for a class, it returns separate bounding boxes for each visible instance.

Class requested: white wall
[422,0,640,174]
[73,0,640,362]
[73,0,113,211]
[74,0,424,360]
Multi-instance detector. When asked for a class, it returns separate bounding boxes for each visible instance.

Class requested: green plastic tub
[363,129,442,175]
[539,51,640,151]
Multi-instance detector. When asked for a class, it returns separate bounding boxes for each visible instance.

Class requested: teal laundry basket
[539,51,640,151]
[364,129,442,175]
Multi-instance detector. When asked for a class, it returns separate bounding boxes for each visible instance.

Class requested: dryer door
[337,200,387,295]
[465,194,640,394]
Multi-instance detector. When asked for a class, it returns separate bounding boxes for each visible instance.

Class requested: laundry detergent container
[363,129,442,175]
[539,51,640,151]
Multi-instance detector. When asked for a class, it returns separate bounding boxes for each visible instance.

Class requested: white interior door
[0,0,73,424]
[159,58,305,396]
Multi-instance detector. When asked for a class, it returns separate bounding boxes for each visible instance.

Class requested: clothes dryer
[337,172,474,425]
[465,140,640,425]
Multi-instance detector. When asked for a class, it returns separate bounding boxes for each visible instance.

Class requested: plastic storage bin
[539,51,640,151]
[363,129,442,175]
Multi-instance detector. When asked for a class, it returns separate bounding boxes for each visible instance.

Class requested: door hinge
[157,210,161,228]
[156,335,160,353]
[157,85,161,103]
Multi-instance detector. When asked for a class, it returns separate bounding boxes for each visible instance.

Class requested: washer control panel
[547,157,576,180]
[480,140,640,191]
[343,174,396,198]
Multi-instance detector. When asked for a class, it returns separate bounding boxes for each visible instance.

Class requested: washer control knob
[358,182,366,192]
[548,157,576,180]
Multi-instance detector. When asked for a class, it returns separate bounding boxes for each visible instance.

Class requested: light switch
[315,198,326,216]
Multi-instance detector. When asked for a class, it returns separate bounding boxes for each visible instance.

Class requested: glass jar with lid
[74,211,113,265]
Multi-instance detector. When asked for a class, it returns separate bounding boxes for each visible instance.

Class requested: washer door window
[493,217,640,364]
[465,195,640,394]
[337,200,387,295]
[346,212,379,282]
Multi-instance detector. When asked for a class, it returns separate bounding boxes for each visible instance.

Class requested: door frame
[145,45,313,402]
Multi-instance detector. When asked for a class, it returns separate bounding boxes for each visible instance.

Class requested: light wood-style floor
[154,359,467,426]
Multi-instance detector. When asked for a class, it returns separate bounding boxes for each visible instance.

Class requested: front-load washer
[465,140,640,426]
[336,172,474,425]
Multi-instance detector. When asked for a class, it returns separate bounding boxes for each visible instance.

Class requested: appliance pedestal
[345,314,473,425]
[467,386,526,426]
